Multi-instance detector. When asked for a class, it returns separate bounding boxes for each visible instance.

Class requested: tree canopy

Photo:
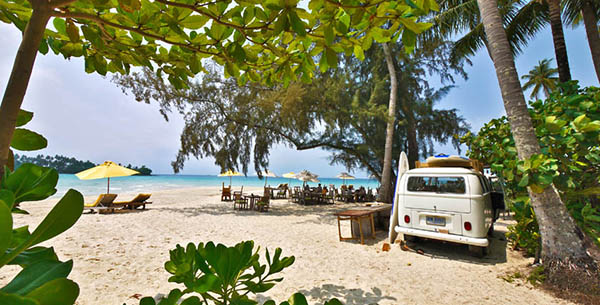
[114,40,470,180]
[0,0,439,88]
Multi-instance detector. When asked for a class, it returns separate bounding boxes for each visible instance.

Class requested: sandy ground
[1,187,571,305]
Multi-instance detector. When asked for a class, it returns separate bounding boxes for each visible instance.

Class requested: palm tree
[431,0,549,61]
[547,0,572,82]
[432,0,573,82]
[563,0,600,83]
[521,59,559,99]
[476,0,597,289]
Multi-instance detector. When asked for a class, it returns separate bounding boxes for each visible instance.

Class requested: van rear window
[407,176,466,194]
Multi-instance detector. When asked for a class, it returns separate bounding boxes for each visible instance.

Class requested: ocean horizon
[55,174,380,197]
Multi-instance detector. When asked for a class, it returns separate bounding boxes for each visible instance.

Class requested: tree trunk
[405,116,418,169]
[582,0,600,83]
[547,0,572,83]
[0,2,51,179]
[379,43,398,203]
[476,0,598,290]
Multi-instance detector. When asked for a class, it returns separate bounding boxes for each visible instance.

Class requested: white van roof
[406,167,481,175]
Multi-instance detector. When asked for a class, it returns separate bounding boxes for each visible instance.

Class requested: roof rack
[415,155,484,173]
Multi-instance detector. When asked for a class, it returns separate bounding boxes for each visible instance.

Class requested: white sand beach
[1,187,570,305]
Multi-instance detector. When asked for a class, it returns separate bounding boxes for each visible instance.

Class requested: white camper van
[389,153,504,257]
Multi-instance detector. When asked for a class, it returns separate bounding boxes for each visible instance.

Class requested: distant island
[14,154,153,176]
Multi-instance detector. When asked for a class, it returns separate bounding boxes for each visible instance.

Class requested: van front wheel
[468,245,486,258]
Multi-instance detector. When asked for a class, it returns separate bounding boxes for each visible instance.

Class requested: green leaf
[180,296,202,305]
[192,274,220,293]
[580,121,600,132]
[10,129,47,151]
[517,175,529,187]
[0,292,39,305]
[325,48,337,68]
[9,247,59,268]
[0,260,73,296]
[324,299,343,305]
[19,189,83,249]
[181,15,209,30]
[16,110,33,127]
[288,10,305,36]
[287,293,308,305]
[52,18,66,35]
[25,278,79,305]
[2,164,58,204]
[139,297,156,305]
[66,20,79,42]
[324,24,334,46]
[0,199,12,257]
[353,45,364,61]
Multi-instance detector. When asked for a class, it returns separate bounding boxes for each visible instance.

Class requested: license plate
[426,216,446,226]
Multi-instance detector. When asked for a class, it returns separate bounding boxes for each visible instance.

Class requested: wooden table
[334,205,392,245]
[245,194,261,210]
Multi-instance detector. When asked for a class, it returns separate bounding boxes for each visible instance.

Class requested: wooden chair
[221,183,232,201]
[233,193,248,210]
[256,195,270,212]
[233,186,244,199]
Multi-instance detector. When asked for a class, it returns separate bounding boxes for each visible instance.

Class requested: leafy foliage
[0,110,84,305]
[138,240,342,305]
[114,41,470,181]
[1,0,439,88]
[461,82,600,253]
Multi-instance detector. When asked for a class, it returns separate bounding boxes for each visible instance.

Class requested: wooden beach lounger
[84,194,118,213]
[114,193,152,210]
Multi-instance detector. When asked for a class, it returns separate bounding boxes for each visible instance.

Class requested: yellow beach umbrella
[75,161,139,193]
[218,170,243,186]
[282,172,296,186]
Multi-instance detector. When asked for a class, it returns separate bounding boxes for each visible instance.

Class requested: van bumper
[395,226,489,247]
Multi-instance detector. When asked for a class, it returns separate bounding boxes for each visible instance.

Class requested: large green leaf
[2,164,58,204]
[25,189,83,247]
[286,292,308,305]
[26,278,79,305]
[0,190,15,210]
[324,299,343,305]
[0,292,39,305]
[0,260,73,295]
[15,110,33,127]
[10,129,48,151]
[0,199,12,257]
[9,247,59,268]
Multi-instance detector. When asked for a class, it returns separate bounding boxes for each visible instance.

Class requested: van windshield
[407,176,466,194]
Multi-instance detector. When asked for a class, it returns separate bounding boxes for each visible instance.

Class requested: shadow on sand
[257,284,396,305]
[400,229,508,265]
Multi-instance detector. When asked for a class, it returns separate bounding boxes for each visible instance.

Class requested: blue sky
[0,20,596,177]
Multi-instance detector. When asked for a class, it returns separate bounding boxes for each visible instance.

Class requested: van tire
[468,245,485,258]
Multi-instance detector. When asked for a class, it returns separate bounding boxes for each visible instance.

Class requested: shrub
[139,240,342,305]
[0,110,84,304]
[461,82,600,254]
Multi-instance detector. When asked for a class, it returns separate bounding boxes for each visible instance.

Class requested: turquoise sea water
[56,174,380,197]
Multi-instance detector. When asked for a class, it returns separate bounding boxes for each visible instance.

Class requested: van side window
[478,176,490,194]
[407,176,466,194]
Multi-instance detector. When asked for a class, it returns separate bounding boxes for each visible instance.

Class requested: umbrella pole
[265,176,268,187]
[229,176,232,187]
[107,177,110,194]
